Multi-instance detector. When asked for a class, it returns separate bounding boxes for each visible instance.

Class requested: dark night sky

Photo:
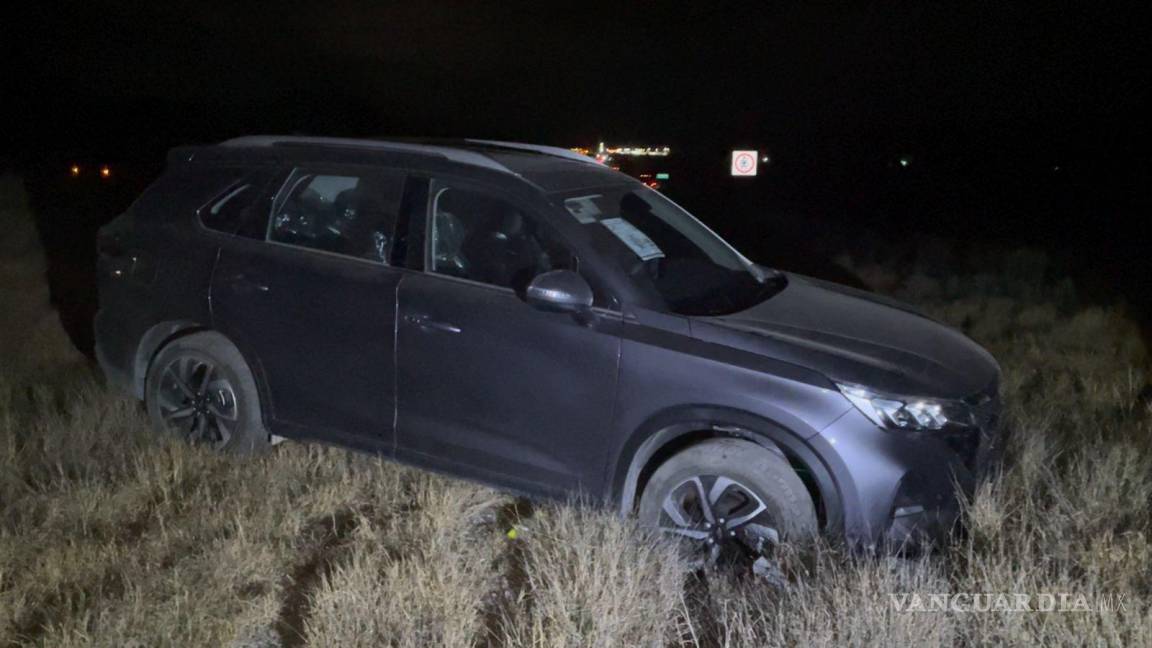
[9,2,1149,155]
[5,1,1151,307]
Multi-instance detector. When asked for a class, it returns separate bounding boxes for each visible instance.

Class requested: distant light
[898,157,910,168]
[1053,165,1061,172]
[655,172,670,180]
[70,164,81,177]
[100,165,112,179]
[580,143,671,163]
[604,145,670,157]
[761,155,771,164]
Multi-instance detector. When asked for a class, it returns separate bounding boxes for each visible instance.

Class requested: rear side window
[198,167,278,238]
[269,167,405,264]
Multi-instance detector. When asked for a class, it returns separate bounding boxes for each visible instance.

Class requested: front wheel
[145,331,271,454]
[638,438,816,568]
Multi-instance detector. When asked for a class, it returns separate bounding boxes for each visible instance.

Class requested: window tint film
[270,168,405,263]
[139,166,245,227]
[428,182,573,290]
[199,167,277,237]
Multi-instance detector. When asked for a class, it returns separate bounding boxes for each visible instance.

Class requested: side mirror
[525,269,594,313]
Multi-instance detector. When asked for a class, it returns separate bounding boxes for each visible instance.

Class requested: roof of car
[214,135,628,192]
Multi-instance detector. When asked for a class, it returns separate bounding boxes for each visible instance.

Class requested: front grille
[965,378,1004,476]
[943,430,981,475]
[971,387,1002,434]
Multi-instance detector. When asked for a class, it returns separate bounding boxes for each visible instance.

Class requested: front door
[211,165,408,446]
[395,178,620,495]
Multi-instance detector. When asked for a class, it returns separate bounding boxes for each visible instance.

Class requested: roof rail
[219,135,511,174]
[464,139,600,165]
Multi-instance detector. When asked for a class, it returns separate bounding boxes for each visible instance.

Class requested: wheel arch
[132,320,207,399]
[136,323,276,428]
[133,324,267,406]
[612,406,844,536]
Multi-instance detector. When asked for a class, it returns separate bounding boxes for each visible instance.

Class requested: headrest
[499,210,524,236]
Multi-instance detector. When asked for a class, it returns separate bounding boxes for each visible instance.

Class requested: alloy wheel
[155,355,238,449]
[659,474,781,569]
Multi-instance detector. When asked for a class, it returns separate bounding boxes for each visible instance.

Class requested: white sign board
[563,195,603,224]
[731,150,758,177]
[599,218,665,261]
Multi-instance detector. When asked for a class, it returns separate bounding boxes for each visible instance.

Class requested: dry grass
[2,178,1150,646]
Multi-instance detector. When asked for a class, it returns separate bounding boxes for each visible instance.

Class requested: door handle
[230,273,270,294]
[403,314,461,334]
[425,320,462,334]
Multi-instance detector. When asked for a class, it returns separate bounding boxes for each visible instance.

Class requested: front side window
[427,182,573,290]
[269,168,405,263]
[552,183,774,315]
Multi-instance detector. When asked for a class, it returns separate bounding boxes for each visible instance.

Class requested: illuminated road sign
[731,150,758,177]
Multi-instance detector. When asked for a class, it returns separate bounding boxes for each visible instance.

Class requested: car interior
[271,173,398,263]
[430,187,561,289]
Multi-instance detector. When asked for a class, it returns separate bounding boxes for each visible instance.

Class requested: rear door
[209,164,408,446]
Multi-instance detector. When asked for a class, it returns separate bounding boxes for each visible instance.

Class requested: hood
[692,273,1000,399]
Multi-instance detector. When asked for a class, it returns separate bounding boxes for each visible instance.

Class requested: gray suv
[95,136,1002,562]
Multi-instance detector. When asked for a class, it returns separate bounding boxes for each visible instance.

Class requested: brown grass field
[2,176,1150,646]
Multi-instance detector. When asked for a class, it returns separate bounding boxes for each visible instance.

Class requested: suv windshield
[552,183,779,316]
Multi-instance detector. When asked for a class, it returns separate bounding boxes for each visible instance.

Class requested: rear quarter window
[132,165,248,227]
[198,167,279,237]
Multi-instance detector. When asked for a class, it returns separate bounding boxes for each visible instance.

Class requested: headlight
[836,382,973,431]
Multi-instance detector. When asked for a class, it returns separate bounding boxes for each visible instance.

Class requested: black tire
[145,331,270,455]
[638,438,816,565]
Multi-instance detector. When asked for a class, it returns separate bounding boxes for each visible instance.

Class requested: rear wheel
[638,438,816,569]
[145,331,270,454]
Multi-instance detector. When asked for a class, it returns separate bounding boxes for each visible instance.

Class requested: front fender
[610,405,847,537]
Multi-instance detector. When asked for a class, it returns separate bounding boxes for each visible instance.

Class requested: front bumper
[816,383,1003,552]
